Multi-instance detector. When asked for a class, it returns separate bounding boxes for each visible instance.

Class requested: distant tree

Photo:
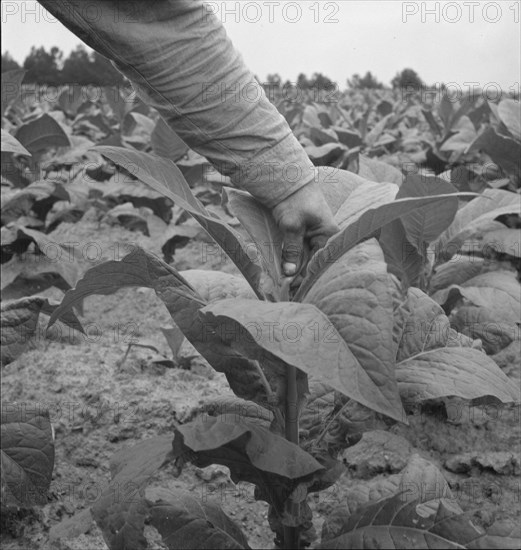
[348,71,383,89]
[1,52,21,73]
[391,68,424,91]
[61,45,124,85]
[21,44,125,85]
[297,73,311,90]
[310,72,335,92]
[296,72,335,92]
[266,73,282,86]
[23,46,63,85]
[61,45,95,84]
[89,51,125,86]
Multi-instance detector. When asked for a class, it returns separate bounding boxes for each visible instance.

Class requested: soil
[1,215,520,549]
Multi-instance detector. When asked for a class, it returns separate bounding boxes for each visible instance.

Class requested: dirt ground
[1,214,520,549]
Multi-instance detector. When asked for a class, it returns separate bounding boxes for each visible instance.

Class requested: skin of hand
[270,181,339,277]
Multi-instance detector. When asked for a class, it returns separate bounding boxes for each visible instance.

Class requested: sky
[1,0,520,91]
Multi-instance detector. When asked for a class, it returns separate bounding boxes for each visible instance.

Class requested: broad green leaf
[305,142,346,165]
[299,379,381,446]
[1,181,69,225]
[450,95,479,130]
[46,249,272,406]
[1,69,25,115]
[57,85,90,117]
[295,193,476,300]
[151,118,189,161]
[451,306,517,355]
[434,189,521,261]
[1,130,31,156]
[466,521,521,549]
[396,175,459,251]
[439,115,477,155]
[1,404,54,507]
[145,487,250,549]
[1,264,72,303]
[95,147,262,298]
[8,226,80,289]
[173,415,323,517]
[396,347,520,404]
[15,113,71,154]
[394,288,451,362]
[226,188,284,300]
[182,269,256,303]
[301,240,404,421]
[302,105,322,127]
[332,126,363,148]
[467,127,521,176]
[429,256,489,293]
[390,288,518,403]
[103,174,174,224]
[365,113,393,148]
[433,270,520,323]
[96,146,208,215]
[320,492,520,549]
[122,112,155,148]
[334,181,398,229]
[316,166,367,216]
[432,270,520,354]
[481,229,521,258]
[398,455,460,510]
[201,294,404,421]
[105,203,150,235]
[379,219,424,288]
[202,395,274,429]
[310,125,339,145]
[103,86,127,122]
[0,296,83,366]
[357,156,403,185]
[438,94,454,130]
[91,436,174,550]
[497,98,521,141]
[174,415,322,479]
[321,454,459,542]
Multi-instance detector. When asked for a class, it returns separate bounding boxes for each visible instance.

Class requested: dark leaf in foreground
[173,415,323,515]
[146,487,251,549]
[91,436,174,550]
[0,296,84,366]
[1,404,54,507]
[320,493,521,549]
[15,113,71,154]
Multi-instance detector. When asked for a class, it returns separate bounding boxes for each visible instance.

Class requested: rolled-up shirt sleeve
[38,0,316,208]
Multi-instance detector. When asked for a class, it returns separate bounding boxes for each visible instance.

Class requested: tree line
[2,46,125,86]
[2,45,424,91]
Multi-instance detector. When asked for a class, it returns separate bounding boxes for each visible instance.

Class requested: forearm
[38,0,316,207]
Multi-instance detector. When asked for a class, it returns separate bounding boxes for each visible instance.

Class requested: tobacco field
[1,69,520,549]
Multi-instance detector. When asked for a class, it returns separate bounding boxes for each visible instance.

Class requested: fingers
[282,230,304,276]
[308,219,340,253]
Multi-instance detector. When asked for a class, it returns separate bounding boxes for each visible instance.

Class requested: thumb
[282,230,304,277]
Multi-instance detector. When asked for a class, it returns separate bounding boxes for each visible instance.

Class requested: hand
[271,181,339,277]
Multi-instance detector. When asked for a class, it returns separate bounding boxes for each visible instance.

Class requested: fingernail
[283,262,297,276]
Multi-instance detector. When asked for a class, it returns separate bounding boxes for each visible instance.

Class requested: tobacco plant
[47,147,519,549]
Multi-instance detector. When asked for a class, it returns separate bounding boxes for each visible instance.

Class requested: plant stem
[284,364,300,549]
[252,361,284,430]
[285,365,299,443]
